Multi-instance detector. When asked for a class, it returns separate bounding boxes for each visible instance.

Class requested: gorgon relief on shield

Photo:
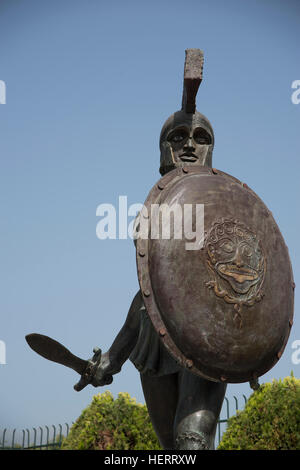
[204,218,266,327]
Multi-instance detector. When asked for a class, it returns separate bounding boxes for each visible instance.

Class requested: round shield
[136,166,294,383]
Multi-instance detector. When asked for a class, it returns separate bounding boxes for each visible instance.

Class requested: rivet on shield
[159,328,166,337]
[292,282,296,290]
[144,290,151,297]
[139,251,145,257]
[212,168,218,175]
[157,183,164,190]
[249,375,260,391]
[242,182,249,189]
[220,375,227,382]
[277,350,283,360]
[182,167,189,174]
[289,319,294,328]
[186,359,193,368]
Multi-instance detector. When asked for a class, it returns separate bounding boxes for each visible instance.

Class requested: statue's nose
[184,136,195,150]
[233,249,244,268]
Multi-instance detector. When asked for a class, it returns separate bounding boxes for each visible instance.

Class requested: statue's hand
[91,351,120,387]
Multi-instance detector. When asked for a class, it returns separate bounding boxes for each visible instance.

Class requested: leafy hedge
[218,375,300,450]
[61,391,161,450]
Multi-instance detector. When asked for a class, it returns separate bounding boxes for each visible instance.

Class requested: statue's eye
[168,130,188,143]
[193,128,211,145]
[219,240,234,253]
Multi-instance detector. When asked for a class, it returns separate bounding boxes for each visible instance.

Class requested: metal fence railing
[216,394,248,446]
[0,423,72,450]
[0,395,247,450]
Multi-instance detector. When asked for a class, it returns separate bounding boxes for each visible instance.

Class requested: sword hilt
[74,347,106,392]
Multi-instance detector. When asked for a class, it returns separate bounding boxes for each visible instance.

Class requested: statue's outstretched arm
[91,290,142,387]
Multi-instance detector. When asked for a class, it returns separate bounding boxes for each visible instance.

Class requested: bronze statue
[26,49,294,450]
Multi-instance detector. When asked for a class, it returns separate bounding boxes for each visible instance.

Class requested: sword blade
[25,333,87,376]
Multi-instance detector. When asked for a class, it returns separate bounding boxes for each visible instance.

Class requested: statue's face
[166,124,212,166]
[159,110,214,175]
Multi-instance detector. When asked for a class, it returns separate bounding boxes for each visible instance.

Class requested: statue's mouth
[180,153,198,162]
[217,264,258,284]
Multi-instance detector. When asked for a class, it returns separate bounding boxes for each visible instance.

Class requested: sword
[25,333,112,391]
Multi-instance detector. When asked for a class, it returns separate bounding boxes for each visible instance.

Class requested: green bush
[218,374,300,450]
[61,391,161,450]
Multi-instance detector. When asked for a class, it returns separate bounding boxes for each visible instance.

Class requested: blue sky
[0,0,299,432]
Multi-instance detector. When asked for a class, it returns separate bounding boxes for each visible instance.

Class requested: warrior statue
[89,50,224,450]
[26,49,294,451]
